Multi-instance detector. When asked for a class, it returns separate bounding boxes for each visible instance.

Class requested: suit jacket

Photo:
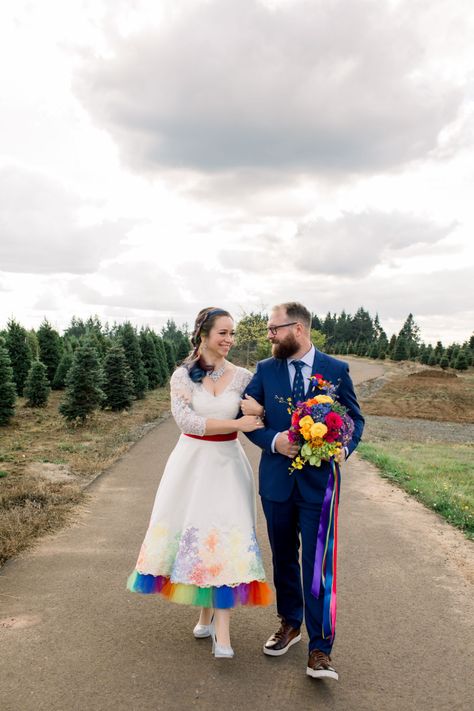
[243,350,365,503]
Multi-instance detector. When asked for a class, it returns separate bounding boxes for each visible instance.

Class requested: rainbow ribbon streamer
[311,458,341,641]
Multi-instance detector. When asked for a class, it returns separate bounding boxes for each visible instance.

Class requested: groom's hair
[276,302,312,331]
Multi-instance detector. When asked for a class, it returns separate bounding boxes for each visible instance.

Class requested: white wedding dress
[127,365,272,608]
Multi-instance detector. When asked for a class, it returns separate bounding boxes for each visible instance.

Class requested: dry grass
[0,388,170,565]
[360,369,474,423]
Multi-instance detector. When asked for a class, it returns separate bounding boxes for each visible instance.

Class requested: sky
[0,0,473,345]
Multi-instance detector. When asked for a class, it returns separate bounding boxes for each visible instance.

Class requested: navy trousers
[261,483,333,655]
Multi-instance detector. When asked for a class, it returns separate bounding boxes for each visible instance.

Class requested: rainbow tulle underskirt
[127,570,273,609]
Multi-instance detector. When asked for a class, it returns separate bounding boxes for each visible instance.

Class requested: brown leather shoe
[263,618,301,656]
[306,649,338,680]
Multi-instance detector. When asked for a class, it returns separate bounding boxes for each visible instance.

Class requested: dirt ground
[359,364,474,423]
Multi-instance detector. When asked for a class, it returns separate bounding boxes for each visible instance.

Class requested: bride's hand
[237,414,265,432]
[240,394,264,417]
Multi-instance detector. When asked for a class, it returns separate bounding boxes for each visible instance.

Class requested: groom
[243,302,364,680]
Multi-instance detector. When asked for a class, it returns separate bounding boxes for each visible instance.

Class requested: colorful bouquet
[283,374,354,473]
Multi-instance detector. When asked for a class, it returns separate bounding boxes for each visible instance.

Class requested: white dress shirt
[270,346,349,459]
[271,346,315,453]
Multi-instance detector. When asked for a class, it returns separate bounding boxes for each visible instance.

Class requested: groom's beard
[272,333,299,360]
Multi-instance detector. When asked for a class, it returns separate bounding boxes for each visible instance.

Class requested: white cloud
[0,167,133,274]
[294,211,456,277]
[75,0,462,178]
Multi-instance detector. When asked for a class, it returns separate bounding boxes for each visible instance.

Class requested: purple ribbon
[311,465,335,598]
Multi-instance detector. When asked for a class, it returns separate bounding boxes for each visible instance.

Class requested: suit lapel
[275,357,292,400]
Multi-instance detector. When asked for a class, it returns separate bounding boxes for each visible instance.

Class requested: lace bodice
[170,365,253,436]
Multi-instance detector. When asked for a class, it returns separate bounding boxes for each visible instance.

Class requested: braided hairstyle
[183,307,233,382]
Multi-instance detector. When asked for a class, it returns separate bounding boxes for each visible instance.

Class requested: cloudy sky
[1,0,473,344]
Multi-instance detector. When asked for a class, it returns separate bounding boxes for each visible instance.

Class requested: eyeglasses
[267,322,298,336]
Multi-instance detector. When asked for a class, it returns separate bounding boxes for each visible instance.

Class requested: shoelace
[272,624,291,641]
[309,650,332,666]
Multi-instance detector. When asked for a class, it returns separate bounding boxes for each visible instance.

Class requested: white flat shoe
[210,622,234,658]
[193,623,212,639]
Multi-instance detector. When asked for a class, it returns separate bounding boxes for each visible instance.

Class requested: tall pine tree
[24,360,50,407]
[37,319,62,384]
[150,333,170,385]
[0,340,17,425]
[59,340,105,422]
[5,319,31,396]
[139,330,162,390]
[117,322,148,399]
[102,343,134,411]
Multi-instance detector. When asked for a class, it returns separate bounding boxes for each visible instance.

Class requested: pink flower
[325,412,343,430]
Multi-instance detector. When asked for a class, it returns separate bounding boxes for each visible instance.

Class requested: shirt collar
[287,345,315,369]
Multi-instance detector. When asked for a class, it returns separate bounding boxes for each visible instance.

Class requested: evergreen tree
[163,339,176,374]
[373,313,388,343]
[454,351,468,371]
[311,314,323,331]
[150,334,170,385]
[52,350,73,389]
[434,340,444,357]
[26,330,39,361]
[24,360,50,407]
[117,322,148,399]
[439,354,450,370]
[37,319,62,384]
[393,336,409,361]
[139,330,161,389]
[388,334,397,356]
[428,352,437,366]
[161,319,181,345]
[419,348,430,365]
[176,333,191,362]
[102,343,134,411]
[0,340,17,425]
[59,340,105,422]
[5,319,32,396]
[460,344,473,366]
[368,342,379,359]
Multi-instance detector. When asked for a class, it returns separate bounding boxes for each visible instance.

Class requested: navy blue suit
[244,350,364,653]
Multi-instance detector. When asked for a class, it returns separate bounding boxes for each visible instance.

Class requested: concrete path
[1,361,473,710]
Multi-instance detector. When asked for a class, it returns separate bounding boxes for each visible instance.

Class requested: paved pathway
[1,361,473,710]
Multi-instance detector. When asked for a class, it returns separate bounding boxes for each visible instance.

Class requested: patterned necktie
[291,360,306,403]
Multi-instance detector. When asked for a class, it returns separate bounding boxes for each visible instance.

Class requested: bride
[127,307,272,658]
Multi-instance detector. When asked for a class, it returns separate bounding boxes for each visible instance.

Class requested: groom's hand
[275,431,300,458]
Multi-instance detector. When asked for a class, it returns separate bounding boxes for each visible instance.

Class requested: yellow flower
[314,395,334,404]
[299,415,315,441]
[293,456,304,470]
[310,422,328,439]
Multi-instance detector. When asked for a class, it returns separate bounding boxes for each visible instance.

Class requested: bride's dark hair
[183,307,233,382]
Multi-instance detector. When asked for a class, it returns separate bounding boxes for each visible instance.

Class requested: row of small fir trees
[313,310,473,371]
[0,317,190,426]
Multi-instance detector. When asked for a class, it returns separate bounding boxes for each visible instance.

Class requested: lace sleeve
[232,367,254,395]
[170,367,207,436]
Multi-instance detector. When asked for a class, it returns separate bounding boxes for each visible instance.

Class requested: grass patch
[358,441,474,540]
[0,387,171,565]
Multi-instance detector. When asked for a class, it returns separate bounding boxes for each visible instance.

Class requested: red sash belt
[184,432,238,442]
